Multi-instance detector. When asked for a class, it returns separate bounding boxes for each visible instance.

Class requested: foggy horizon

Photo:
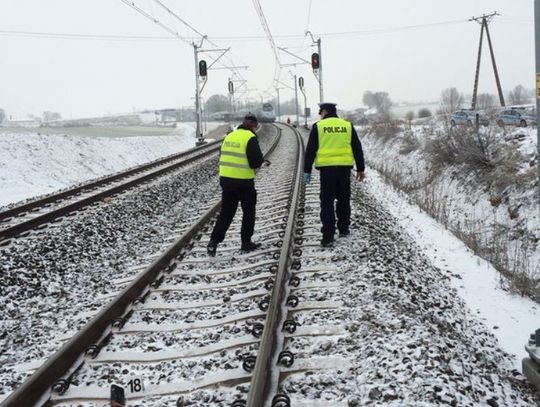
[0,0,535,119]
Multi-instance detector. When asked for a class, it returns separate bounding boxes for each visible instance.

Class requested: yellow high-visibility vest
[219,128,256,179]
[314,117,354,167]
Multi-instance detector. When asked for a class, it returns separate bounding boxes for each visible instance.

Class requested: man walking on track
[303,102,365,247]
[207,114,264,256]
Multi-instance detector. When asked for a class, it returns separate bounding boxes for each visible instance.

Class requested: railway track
[0,136,226,243]
[3,124,344,405]
[2,124,538,406]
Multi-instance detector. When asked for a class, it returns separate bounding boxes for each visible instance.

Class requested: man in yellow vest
[303,102,365,247]
[207,114,264,256]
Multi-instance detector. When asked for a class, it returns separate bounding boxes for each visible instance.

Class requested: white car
[449,110,489,127]
[496,108,536,127]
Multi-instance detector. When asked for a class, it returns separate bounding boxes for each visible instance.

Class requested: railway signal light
[228,80,234,95]
[199,60,207,77]
[311,53,320,70]
[298,76,304,90]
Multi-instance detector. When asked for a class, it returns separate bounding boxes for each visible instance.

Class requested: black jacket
[304,114,365,173]
[220,124,264,188]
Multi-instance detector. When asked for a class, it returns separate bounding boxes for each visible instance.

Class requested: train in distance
[208,103,276,123]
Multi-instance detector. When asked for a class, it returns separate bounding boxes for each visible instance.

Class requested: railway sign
[311,53,320,70]
[199,60,207,77]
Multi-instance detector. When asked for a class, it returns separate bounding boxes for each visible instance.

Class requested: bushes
[418,108,432,118]
[366,122,540,301]
[369,122,401,142]
[399,133,420,155]
[425,127,495,171]
[425,127,533,197]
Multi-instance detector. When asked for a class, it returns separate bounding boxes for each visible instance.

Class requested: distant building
[3,115,41,127]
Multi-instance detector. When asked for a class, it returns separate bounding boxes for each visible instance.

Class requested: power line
[118,0,192,45]
[151,0,247,82]
[304,0,313,35]
[252,0,281,88]
[322,19,468,37]
[119,0,247,82]
[151,0,206,39]
[0,30,180,41]
[0,18,470,43]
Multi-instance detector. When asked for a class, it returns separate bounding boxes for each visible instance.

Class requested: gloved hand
[303,172,311,184]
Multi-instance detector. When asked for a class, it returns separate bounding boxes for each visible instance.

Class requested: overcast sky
[0,0,535,118]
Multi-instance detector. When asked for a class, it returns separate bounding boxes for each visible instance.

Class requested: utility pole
[298,76,308,128]
[470,12,505,109]
[228,78,234,125]
[306,31,324,103]
[275,87,281,121]
[193,40,204,145]
[193,37,232,144]
[534,0,540,210]
[292,73,299,127]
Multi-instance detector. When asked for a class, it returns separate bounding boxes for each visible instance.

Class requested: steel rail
[0,139,222,222]
[246,124,305,407]
[0,126,282,407]
[0,141,223,242]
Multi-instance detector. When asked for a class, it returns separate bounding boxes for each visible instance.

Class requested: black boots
[320,237,334,248]
[241,241,261,252]
[207,240,218,256]
[208,240,261,255]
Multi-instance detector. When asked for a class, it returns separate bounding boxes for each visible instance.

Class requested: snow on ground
[1,122,539,400]
[360,123,540,301]
[0,124,199,207]
[365,170,539,370]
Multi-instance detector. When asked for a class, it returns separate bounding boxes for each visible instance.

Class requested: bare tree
[476,93,495,110]
[439,87,464,114]
[405,111,415,127]
[0,109,5,124]
[363,90,393,119]
[508,85,530,106]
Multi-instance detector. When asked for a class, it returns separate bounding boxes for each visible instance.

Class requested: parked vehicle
[496,107,536,127]
[449,109,489,127]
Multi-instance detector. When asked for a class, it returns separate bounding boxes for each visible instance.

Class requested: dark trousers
[319,167,351,240]
[210,183,257,244]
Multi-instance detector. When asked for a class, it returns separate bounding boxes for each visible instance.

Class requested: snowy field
[0,123,212,207]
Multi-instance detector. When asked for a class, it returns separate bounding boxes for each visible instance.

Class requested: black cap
[243,113,258,123]
[318,102,337,114]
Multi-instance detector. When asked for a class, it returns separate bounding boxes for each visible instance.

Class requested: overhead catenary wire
[305,0,313,35]
[251,0,282,92]
[151,0,248,83]
[118,0,248,84]
[118,0,192,45]
[151,0,206,40]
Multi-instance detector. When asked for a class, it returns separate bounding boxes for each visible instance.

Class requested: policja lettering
[323,126,347,133]
[223,141,241,148]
